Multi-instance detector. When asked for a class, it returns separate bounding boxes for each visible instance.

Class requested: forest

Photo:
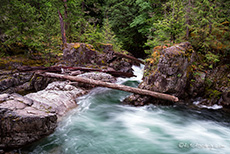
[0,0,229,60]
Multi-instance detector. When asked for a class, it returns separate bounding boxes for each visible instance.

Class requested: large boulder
[0,93,57,150]
[62,43,133,74]
[63,43,99,66]
[0,81,87,150]
[123,42,195,106]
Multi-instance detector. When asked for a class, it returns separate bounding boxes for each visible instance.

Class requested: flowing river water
[22,65,230,154]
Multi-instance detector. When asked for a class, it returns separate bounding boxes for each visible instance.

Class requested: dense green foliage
[105,0,153,57]
[146,0,230,58]
[0,0,229,61]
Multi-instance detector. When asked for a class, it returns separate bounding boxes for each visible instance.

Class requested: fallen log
[114,52,145,64]
[18,66,135,78]
[37,72,179,102]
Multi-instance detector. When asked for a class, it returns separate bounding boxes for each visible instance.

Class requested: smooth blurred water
[22,65,230,154]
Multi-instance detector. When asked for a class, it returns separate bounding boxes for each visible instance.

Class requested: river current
[22,65,230,154]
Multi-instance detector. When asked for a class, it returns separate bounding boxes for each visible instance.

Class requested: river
[22,65,230,154]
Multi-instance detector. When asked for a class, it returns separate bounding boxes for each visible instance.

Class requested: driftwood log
[18,66,135,78]
[37,72,179,102]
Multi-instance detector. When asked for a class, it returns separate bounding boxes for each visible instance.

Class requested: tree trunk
[58,10,67,45]
[114,52,144,64]
[18,66,135,78]
[38,72,179,102]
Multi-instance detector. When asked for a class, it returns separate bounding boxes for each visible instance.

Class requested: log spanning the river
[37,72,179,102]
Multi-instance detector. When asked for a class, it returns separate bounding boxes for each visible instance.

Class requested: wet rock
[124,42,230,108]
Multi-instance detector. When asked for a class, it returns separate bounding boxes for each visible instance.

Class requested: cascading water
[22,65,230,154]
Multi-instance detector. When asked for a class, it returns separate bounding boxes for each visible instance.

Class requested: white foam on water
[193,100,223,110]
[117,64,144,84]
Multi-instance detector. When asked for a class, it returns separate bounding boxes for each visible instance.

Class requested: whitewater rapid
[22,64,230,154]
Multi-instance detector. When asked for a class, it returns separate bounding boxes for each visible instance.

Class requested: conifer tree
[146,0,186,47]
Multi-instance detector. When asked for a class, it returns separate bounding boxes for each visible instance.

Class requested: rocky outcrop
[123,42,195,106]
[0,81,85,150]
[0,71,33,93]
[62,43,133,73]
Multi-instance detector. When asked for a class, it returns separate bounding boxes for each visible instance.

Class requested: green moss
[206,89,222,99]
[177,73,182,77]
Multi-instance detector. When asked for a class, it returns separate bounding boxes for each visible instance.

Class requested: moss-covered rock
[62,43,134,74]
[124,42,195,106]
[63,43,99,66]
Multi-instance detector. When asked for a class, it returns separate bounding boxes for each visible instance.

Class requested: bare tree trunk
[38,72,179,102]
[63,0,71,41]
[58,10,67,45]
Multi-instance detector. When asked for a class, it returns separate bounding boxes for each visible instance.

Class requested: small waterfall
[117,64,144,84]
